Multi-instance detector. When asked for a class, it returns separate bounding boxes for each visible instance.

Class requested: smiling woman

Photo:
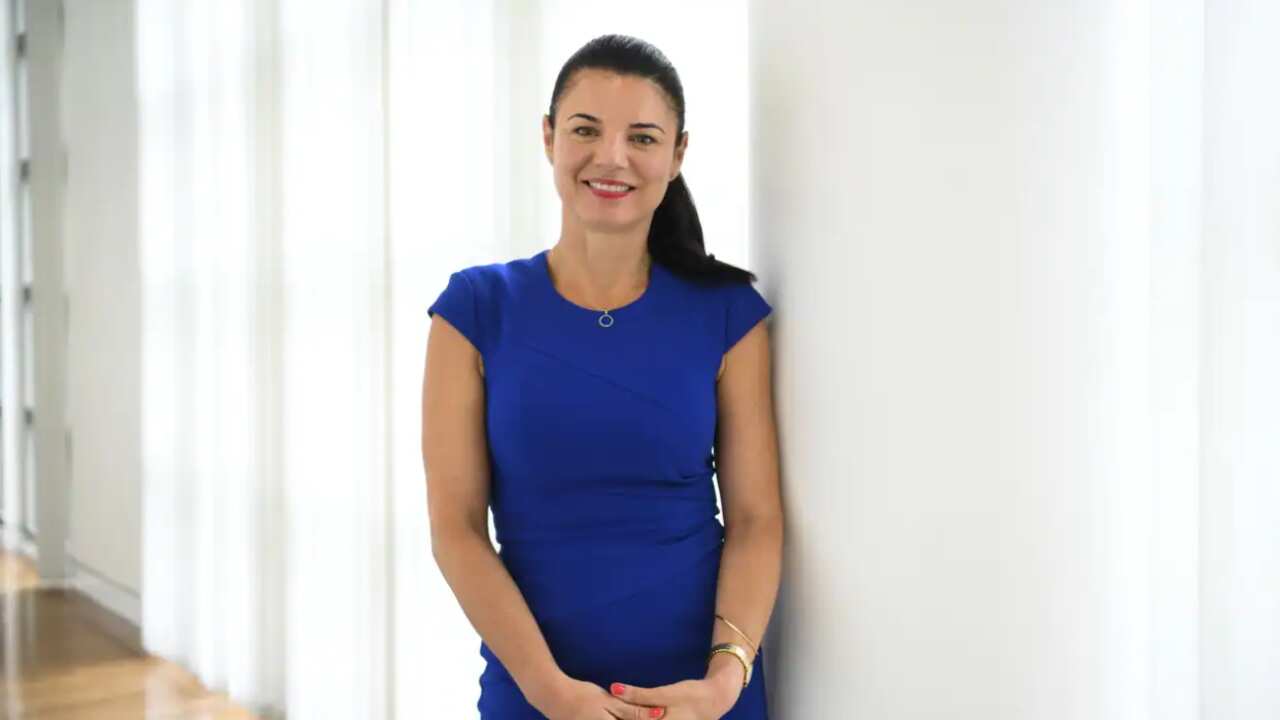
[423,33,781,720]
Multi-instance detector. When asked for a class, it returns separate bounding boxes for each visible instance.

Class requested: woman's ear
[671,130,688,180]
[542,115,554,164]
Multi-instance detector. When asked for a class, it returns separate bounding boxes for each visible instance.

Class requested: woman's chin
[576,212,646,233]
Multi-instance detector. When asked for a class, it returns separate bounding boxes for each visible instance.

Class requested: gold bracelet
[708,642,753,688]
[714,613,760,656]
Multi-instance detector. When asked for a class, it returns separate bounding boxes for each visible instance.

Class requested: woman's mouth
[583,179,634,199]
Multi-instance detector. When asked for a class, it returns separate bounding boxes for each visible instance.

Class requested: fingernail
[650,708,663,718]
[611,682,625,696]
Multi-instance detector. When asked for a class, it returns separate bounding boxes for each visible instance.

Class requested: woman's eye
[570,127,654,145]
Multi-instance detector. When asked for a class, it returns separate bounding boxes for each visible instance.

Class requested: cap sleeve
[428,270,484,355]
[723,280,773,354]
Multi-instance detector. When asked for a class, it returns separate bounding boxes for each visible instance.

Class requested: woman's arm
[421,315,564,710]
[706,319,785,702]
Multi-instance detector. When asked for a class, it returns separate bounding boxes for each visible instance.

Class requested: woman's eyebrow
[568,112,666,134]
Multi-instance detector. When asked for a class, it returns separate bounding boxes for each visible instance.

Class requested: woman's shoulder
[448,251,541,299]
[429,251,542,355]
[660,263,772,353]
[659,261,767,306]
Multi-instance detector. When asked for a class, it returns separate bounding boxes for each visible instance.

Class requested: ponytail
[647,173,756,284]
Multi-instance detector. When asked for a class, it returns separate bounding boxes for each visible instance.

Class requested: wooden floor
[0,549,258,719]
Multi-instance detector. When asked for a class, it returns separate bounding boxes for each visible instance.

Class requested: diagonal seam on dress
[512,335,684,419]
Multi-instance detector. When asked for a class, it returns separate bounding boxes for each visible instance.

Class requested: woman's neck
[546,240,651,311]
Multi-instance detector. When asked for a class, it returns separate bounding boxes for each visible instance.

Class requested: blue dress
[428,248,773,719]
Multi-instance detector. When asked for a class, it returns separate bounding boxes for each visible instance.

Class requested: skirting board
[66,551,141,629]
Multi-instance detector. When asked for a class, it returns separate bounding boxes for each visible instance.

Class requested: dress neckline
[537,248,658,317]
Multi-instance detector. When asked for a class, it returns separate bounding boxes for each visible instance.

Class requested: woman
[422,34,783,720]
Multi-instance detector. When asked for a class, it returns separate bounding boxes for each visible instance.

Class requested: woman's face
[543,68,687,234]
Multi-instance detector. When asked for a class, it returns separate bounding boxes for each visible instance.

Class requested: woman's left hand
[607,674,740,720]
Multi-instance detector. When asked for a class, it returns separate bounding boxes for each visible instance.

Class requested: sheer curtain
[386,1,514,716]
[138,0,387,716]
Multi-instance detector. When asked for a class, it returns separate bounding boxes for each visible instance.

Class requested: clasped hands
[534,661,744,720]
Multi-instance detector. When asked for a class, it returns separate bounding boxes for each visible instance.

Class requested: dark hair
[547,34,757,285]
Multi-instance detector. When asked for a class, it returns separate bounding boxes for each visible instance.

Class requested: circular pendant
[598,311,614,328]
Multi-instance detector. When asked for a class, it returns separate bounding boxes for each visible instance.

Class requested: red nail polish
[650,708,663,718]
[611,682,625,696]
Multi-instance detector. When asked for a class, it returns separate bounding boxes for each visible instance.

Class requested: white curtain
[138,0,387,716]
[385,1,512,716]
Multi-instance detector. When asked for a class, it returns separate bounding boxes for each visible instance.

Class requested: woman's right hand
[532,673,665,720]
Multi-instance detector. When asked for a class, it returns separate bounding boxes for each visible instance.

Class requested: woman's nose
[597,131,629,166]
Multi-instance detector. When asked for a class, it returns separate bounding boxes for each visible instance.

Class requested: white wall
[26,0,72,581]
[62,0,142,619]
[1201,0,1280,715]
[0,0,28,550]
[750,0,1221,717]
